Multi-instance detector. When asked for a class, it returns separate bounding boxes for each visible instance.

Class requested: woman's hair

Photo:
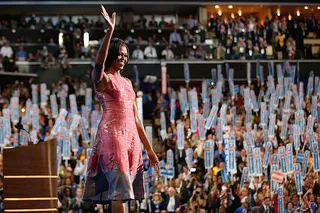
[105,37,129,71]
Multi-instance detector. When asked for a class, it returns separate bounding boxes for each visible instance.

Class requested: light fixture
[238,10,242,16]
[215,5,219,9]
[288,14,292,20]
[297,9,300,16]
[304,6,308,10]
[130,29,135,33]
[83,32,89,48]
[58,32,63,47]
[218,9,222,16]
[231,13,235,19]
[277,8,280,16]
[158,29,162,33]
[21,108,25,113]
[317,6,320,10]
[228,5,233,9]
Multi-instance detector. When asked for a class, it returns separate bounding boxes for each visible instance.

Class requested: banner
[216,118,222,143]
[228,136,237,174]
[177,122,184,151]
[268,113,276,138]
[205,105,218,129]
[278,186,284,213]
[278,146,288,174]
[260,102,268,127]
[204,140,211,169]
[162,63,167,94]
[190,111,197,133]
[40,83,48,105]
[160,112,166,131]
[268,62,274,76]
[293,124,300,151]
[62,129,71,160]
[31,104,39,131]
[312,96,317,119]
[178,91,187,116]
[184,63,190,84]
[50,94,59,119]
[10,97,19,123]
[313,141,320,172]
[253,147,263,176]
[136,97,144,124]
[271,164,279,193]
[71,130,79,152]
[70,114,81,132]
[0,117,4,147]
[25,99,32,121]
[263,142,272,168]
[260,65,265,86]
[240,167,249,189]
[271,171,284,183]
[296,153,305,164]
[202,80,208,100]
[198,115,206,141]
[247,62,251,85]
[247,146,255,176]
[82,106,90,128]
[60,90,67,109]
[302,150,310,178]
[146,126,152,146]
[85,88,92,108]
[79,117,90,143]
[286,143,293,173]
[20,116,29,146]
[276,64,283,80]
[250,90,259,112]
[170,99,176,123]
[307,75,314,98]
[244,88,250,110]
[166,149,174,179]
[293,163,303,195]
[211,89,218,107]
[221,168,230,183]
[31,84,38,104]
[69,94,78,115]
[203,98,210,120]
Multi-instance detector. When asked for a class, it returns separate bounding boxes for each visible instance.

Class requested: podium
[3,140,58,213]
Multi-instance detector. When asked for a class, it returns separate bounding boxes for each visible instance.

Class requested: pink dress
[83,72,144,204]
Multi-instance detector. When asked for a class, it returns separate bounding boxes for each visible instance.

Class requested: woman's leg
[111,200,126,213]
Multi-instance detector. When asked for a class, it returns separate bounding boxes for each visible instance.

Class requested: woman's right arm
[92,5,116,92]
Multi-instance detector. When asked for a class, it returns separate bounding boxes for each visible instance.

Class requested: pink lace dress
[83,72,144,204]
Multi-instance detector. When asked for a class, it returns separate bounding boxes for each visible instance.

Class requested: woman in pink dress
[82,6,159,212]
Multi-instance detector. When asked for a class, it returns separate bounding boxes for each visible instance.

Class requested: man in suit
[161,187,180,213]
[259,197,275,213]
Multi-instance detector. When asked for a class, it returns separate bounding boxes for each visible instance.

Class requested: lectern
[3,140,58,213]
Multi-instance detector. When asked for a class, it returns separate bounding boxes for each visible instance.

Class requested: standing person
[82,6,159,213]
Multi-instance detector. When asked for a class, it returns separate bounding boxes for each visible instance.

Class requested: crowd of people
[0,59,319,213]
[209,15,319,60]
[0,13,319,66]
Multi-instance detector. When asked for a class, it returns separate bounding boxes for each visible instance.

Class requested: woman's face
[112,45,128,71]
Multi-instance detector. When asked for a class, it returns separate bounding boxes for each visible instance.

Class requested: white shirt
[161,49,174,59]
[132,49,144,59]
[167,196,175,212]
[144,46,157,58]
[0,46,13,58]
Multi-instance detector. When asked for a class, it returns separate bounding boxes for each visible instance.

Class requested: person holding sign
[82,6,159,213]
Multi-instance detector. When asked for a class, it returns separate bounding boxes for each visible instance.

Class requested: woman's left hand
[147,150,159,171]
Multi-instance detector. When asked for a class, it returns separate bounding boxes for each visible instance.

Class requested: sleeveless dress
[82,72,144,204]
